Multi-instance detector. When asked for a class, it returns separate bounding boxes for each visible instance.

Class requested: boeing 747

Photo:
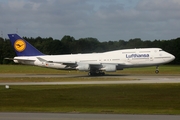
[6,34,175,76]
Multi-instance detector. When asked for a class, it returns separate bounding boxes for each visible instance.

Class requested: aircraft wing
[37,57,105,69]
[36,57,129,72]
[37,57,77,65]
[53,61,77,66]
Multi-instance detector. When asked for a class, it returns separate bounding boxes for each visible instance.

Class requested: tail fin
[8,34,44,56]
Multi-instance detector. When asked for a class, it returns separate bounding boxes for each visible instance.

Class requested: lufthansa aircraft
[6,34,175,76]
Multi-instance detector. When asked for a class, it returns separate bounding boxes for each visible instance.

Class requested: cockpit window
[159,50,163,51]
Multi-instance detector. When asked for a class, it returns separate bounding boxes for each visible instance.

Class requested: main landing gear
[88,71,105,76]
[155,66,159,74]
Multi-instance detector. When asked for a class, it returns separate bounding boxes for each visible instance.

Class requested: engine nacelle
[101,65,116,72]
[77,64,90,71]
[13,60,19,63]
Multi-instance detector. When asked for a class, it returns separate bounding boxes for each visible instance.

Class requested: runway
[1,112,180,120]
[0,74,180,85]
[1,74,180,120]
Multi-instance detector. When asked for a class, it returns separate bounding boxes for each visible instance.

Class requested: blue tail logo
[8,34,44,56]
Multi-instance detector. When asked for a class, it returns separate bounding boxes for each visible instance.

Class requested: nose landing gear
[155,66,159,74]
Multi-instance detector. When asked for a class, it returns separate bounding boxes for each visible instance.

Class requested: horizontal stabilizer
[5,57,35,61]
[4,58,14,60]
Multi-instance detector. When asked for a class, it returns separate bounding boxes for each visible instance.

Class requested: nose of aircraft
[163,52,175,63]
[171,54,175,61]
[168,53,175,62]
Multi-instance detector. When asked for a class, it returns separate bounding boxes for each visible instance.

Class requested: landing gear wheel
[155,70,159,74]
[155,66,159,74]
[88,72,91,76]
[100,72,105,76]
[88,72,94,76]
[88,71,105,76]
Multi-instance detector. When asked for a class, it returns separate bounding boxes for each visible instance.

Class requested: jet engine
[77,64,90,71]
[101,65,116,72]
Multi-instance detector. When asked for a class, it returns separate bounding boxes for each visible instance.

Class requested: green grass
[0,65,180,114]
[0,84,180,114]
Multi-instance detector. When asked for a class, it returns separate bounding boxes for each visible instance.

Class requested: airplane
[6,34,175,76]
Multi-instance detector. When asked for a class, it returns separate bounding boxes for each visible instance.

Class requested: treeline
[0,36,179,64]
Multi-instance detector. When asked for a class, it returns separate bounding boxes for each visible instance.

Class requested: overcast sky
[1,0,180,41]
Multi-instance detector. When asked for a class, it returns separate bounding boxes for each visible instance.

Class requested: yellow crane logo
[14,39,26,52]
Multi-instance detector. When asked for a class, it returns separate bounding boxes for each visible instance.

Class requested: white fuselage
[13,48,175,71]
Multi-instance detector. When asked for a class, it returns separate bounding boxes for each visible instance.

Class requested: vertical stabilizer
[8,34,44,56]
